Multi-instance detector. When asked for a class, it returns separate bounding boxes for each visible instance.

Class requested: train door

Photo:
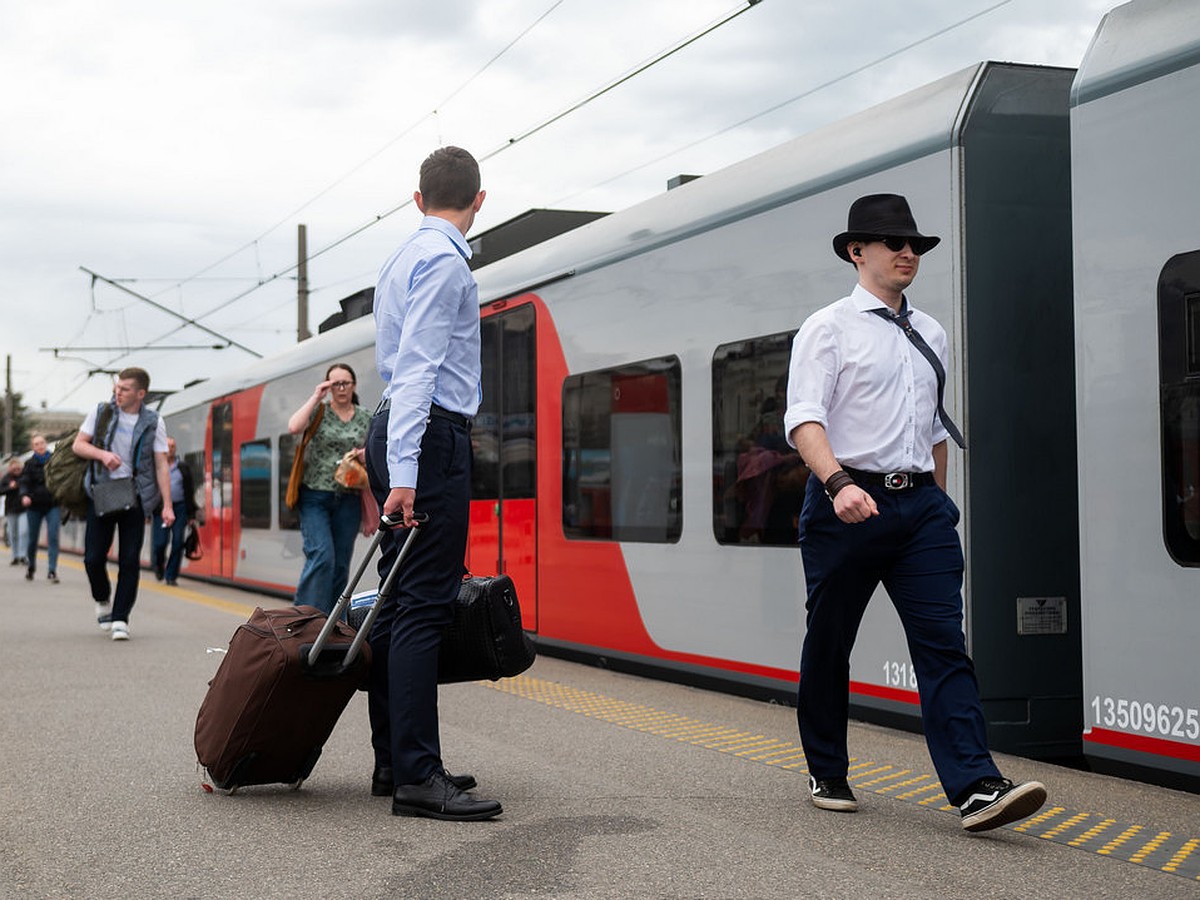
[209,400,235,578]
[470,302,537,629]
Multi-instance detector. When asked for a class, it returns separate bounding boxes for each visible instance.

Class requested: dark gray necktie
[869,304,967,450]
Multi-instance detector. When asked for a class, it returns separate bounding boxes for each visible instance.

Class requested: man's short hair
[118,367,150,392]
[419,147,480,211]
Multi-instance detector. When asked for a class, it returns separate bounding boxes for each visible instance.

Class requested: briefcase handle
[306,512,428,670]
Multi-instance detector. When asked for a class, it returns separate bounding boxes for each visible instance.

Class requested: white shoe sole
[812,795,858,812]
[961,781,1047,832]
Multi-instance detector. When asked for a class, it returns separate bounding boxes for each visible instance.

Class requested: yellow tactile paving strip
[486,673,1200,882]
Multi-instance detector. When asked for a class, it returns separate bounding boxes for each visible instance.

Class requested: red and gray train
[97,2,1200,790]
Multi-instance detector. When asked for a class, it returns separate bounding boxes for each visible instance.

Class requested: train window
[712,332,808,546]
[474,304,536,500]
[562,357,682,543]
[239,439,272,530]
[1158,252,1200,565]
[184,450,205,514]
[277,433,300,531]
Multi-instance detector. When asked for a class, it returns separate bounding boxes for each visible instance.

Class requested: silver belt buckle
[883,472,910,490]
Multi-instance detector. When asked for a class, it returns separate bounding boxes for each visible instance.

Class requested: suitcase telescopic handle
[306,512,428,669]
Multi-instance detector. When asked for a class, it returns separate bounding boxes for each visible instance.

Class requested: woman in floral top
[288,362,370,614]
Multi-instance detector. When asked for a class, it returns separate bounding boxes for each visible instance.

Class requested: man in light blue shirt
[363,146,501,821]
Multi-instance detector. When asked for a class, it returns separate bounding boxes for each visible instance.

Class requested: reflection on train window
[563,357,682,543]
[474,303,536,500]
[184,450,205,516]
[1158,253,1200,565]
[712,332,808,546]
[277,433,300,531]
[239,439,272,530]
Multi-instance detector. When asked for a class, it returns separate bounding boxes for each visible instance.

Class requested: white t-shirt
[81,405,169,480]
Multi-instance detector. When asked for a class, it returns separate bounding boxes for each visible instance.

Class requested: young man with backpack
[72,368,173,641]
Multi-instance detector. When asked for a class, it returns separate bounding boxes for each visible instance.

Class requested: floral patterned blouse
[301,403,370,492]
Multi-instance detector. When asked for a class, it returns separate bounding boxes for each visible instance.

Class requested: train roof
[158,315,377,416]
[473,61,1071,303]
[161,61,1070,417]
[1071,0,1200,106]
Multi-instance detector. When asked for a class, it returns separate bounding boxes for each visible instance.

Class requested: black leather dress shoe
[372,765,477,796]
[392,771,502,821]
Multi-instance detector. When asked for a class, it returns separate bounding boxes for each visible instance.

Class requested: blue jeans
[796,476,1000,802]
[84,501,146,624]
[294,486,361,616]
[152,500,189,581]
[7,510,27,562]
[24,506,59,573]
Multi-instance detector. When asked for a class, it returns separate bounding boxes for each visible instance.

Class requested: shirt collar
[418,215,473,261]
[850,283,912,317]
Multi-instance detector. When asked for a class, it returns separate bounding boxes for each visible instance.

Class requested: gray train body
[142,0,1197,789]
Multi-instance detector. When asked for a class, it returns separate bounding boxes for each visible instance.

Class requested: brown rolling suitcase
[194,524,414,792]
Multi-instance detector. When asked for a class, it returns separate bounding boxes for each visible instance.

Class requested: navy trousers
[796,476,1000,802]
[363,411,471,784]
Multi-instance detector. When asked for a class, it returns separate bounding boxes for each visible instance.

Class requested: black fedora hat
[832,193,940,262]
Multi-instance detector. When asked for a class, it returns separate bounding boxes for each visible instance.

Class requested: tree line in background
[3,393,36,459]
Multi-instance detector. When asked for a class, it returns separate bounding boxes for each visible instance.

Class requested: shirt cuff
[388,460,418,490]
[783,404,828,449]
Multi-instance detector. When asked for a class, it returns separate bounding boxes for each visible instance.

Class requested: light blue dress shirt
[374,215,482,489]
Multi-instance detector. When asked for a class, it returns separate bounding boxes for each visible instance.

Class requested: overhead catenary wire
[553,0,1015,203]
[144,0,568,305]
[148,0,766,338]
[61,0,1010,406]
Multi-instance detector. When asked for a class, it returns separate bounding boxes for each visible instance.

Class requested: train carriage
[157,59,1086,765]
[1070,0,1200,786]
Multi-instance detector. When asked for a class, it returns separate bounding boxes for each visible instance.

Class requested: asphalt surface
[2,558,1199,899]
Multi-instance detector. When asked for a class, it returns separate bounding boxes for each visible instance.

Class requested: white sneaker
[96,603,112,631]
[110,621,130,641]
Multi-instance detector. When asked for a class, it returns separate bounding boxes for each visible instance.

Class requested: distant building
[30,409,85,443]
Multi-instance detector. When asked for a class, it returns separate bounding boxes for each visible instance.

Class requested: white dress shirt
[374,215,482,489]
[784,283,950,473]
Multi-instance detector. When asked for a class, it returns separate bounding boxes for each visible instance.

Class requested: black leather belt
[843,467,936,490]
[373,398,471,429]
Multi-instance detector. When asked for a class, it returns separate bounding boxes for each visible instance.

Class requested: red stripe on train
[850,680,921,706]
[1084,727,1200,763]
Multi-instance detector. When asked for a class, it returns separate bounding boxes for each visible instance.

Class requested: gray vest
[85,402,163,513]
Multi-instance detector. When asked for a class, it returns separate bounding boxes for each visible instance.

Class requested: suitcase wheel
[289,779,304,791]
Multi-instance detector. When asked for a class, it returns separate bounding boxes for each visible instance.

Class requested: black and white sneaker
[809,776,858,812]
[959,777,1046,832]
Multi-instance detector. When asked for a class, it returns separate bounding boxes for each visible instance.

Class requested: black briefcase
[349,570,536,684]
[440,574,536,683]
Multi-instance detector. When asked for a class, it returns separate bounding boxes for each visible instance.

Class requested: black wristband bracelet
[823,470,855,501]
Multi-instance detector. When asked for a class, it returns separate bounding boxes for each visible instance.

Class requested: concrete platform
[2,559,1198,898]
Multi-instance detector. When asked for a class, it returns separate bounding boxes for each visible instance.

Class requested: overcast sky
[1,0,1115,416]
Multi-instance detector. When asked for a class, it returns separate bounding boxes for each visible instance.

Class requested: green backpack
[44,403,114,518]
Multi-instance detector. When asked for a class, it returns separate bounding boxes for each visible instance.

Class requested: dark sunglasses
[869,235,924,255]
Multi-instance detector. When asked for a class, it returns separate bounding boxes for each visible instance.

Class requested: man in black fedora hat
[783,193,1047,833]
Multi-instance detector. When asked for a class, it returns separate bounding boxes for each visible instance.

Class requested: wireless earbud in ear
[852,247,862,257]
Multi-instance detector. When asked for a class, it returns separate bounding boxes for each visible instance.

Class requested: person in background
[3,457,27,568]
[365,146,500,821]
[19,434,61,583]
[151,437,198,587]
[784,193,1046,832]
[287,362,369,615]
[73,367,173,642]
